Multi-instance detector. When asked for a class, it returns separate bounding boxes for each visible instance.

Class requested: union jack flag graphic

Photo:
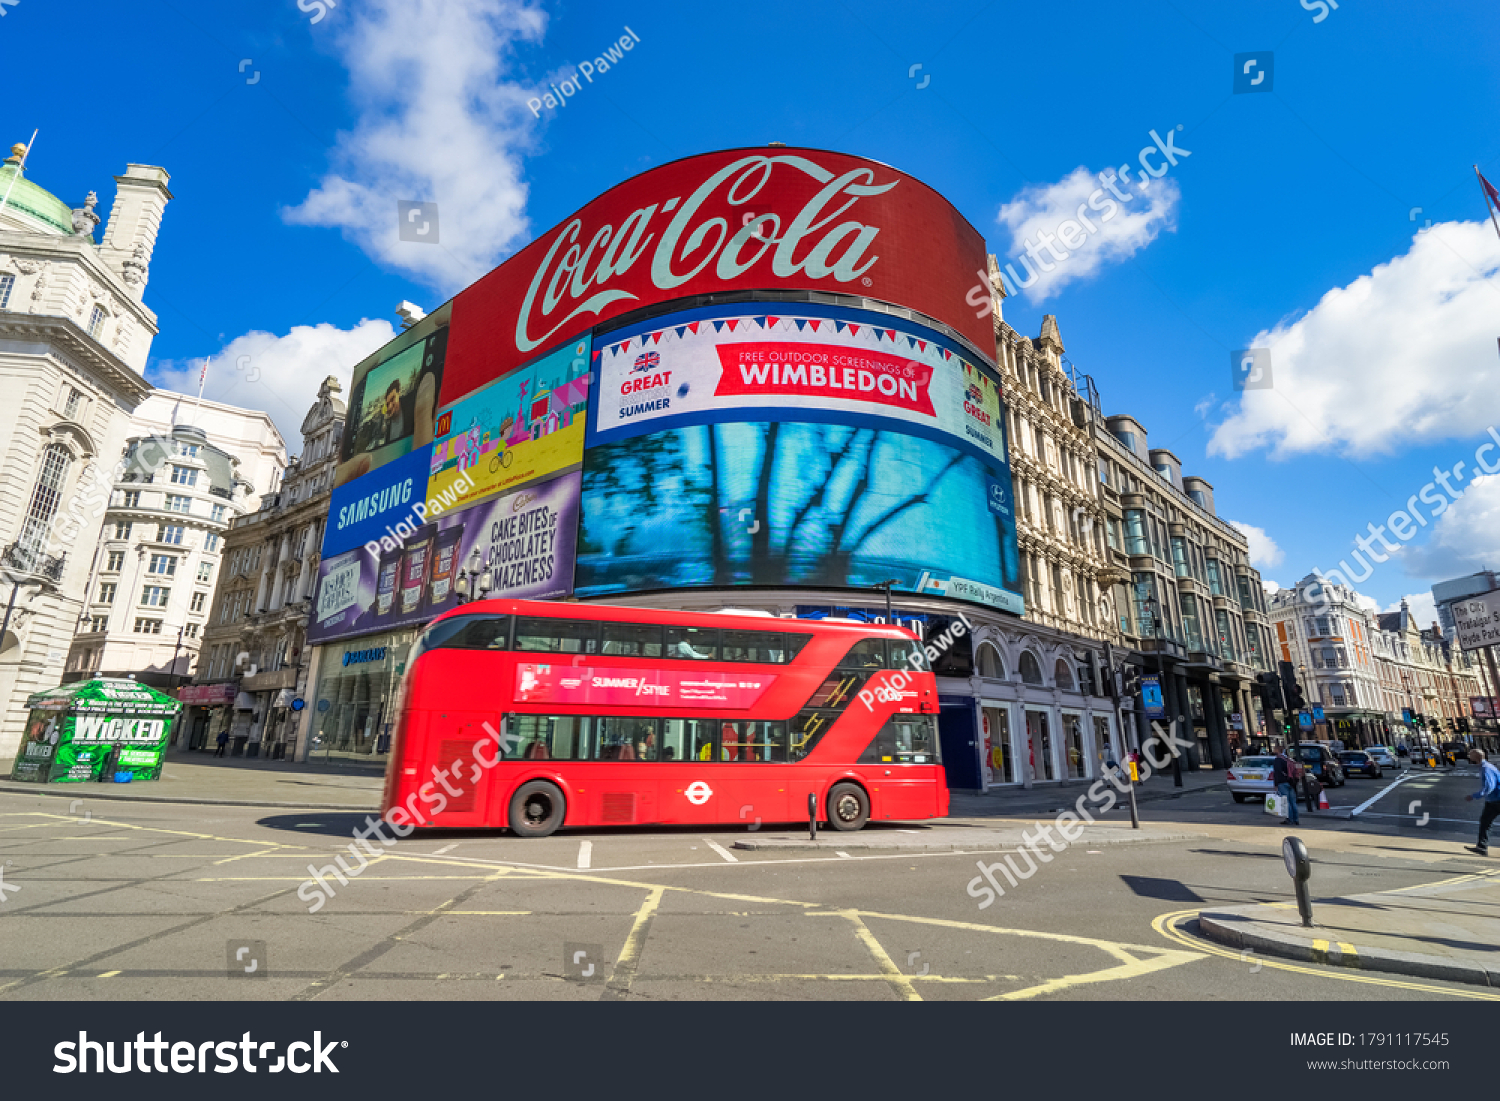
[632,352,661,373]
[965,383,983,404]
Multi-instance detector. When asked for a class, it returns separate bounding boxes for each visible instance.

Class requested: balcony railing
[3,540,66,582]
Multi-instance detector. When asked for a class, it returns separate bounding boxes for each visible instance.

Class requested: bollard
[808,792,817,841]
[1282,835,1314,927]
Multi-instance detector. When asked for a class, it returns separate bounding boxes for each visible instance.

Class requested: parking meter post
[808,793,816,842]
[1283,836,1314,928]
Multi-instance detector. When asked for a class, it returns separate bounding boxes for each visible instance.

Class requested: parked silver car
[1365,745,1399,769]
[1227,755,1278,803]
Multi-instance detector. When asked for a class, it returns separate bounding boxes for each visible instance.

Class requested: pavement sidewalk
[736,820,1199,852]
[0,749,385,809]
[949,768,1227,819]
[1197,870,1500,987]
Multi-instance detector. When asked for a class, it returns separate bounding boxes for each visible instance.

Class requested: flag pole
[1477,165,1500,243]
[191,360,207,421]
[0,129,40,225]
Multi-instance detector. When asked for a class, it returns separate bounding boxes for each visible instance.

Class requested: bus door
[717,720,790,829]
[658,718,734,825]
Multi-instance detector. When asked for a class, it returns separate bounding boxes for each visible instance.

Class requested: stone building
[64,393,284,688]
[0,140,172,759]
[1267,574,1388,745]
[191,377,343,757]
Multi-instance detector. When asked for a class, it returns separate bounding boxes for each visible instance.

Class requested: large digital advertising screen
[426,336,591,513]
[442,147,993,405]
[334,304,450,490]
[576,304,1022,614]
[308,472,580,645]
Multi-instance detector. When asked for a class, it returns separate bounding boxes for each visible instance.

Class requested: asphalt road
[2,770,1496,1002]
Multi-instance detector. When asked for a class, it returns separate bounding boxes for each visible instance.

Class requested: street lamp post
[873,579,898,625]
[454,549,492,605]
[1143,594,1181,788]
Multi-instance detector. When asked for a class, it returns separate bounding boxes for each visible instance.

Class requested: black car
[1294,743,1346,786]
[1338,750,1382,779]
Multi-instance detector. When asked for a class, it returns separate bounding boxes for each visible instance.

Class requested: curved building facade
[305,148,1126,786]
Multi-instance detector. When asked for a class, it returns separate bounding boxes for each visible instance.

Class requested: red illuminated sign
[515,663,776,709]
[713,341,935,416]
[445,148,991,404]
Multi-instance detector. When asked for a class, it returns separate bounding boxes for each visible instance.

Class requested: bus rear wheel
[509,781,565,838]
[827,782,869,831]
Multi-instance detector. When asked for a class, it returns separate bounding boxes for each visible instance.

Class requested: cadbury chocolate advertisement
[307,471,580,645]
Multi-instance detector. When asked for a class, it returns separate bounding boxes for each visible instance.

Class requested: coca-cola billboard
[442,148,991,406]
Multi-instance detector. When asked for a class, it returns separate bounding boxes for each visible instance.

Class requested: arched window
[977,643,1005,680]
[1054,659,1074,690]
[1019,651,1044,685]
[18,443,73,556]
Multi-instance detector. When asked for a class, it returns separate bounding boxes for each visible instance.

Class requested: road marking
[432,844,457,856]
[1349,772,1425,818]
[577,841,592,869]
[703,839,738,863]
[603,886,664,998]
[1151,909,1500,1000]
[1357,813,1473,825]
[836,851,852,858]
[97,970,120,978]
[839,910,921,1001]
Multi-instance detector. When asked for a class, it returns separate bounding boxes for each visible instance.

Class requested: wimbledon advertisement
[308,472,581,645]
[577,304,1023,613]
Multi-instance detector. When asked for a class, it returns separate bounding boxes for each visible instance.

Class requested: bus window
[722,630,781,663]
[600,622,664,657]
[593,717,657,760]
[732,721,787,762]
[789,711,833,761]
[858,715,940,764]
[888,636,926,671]
[806,671,869,710]
[506,714,589,760]
[840,638,888,669]
[665,626,718,660]
[780,633,813,663]
[515,617,600,654]
[410,614,510,662]
[661,718,712,762]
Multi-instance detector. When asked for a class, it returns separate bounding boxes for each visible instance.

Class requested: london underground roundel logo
[685,781,714,805]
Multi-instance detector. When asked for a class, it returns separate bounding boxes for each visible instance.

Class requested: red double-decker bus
[380,600,947,836]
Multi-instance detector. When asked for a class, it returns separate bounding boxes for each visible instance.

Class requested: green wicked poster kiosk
[9,678,181,784]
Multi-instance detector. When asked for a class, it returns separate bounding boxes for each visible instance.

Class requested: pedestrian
[1270,747,1301,826]
[1464,749,1500,856]
[214,728,228,758]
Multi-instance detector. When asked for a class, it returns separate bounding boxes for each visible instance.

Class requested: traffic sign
[290,698,305,712]
[1312,705,1325,723]
[1298,711,1313,730]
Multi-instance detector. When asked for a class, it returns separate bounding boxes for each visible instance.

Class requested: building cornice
[0,310,152,402]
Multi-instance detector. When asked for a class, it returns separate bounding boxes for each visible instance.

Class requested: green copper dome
[0,162,76,236]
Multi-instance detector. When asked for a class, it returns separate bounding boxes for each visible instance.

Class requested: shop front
[306,630,417,763]
[177,682,236,751]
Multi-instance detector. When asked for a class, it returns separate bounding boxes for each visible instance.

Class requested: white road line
[836,851,852,858]
[703,838,739,863]
[432,844,457,856]
[577,840,592,869]
[1350,771,1425,817]
[1355,813,1475,825]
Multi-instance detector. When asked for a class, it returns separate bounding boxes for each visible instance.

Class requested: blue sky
[10,0,1500,622]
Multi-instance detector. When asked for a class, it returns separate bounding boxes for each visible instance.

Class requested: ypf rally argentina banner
[586,302,1005,466]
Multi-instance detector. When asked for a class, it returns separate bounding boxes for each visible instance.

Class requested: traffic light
[1459,717,1471,734]
[1113,665,1142,700]
[1279,661,1307,712]
[1256,671,1285,711]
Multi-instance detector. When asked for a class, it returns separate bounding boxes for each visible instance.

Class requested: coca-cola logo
[515,154,899,355]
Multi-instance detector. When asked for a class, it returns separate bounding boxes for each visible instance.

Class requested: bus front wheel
[509,781,566,838]
[827,782,869,831]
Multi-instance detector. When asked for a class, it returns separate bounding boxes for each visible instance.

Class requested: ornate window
[18,443,72,555]
[977,644,1005,680]
[1019,651,1044,685]
[1054,659,1075,690]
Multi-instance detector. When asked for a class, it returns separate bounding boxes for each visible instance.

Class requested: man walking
[1271,748,1300,826]
[214,728,229,758]
[1464,748,1500,856]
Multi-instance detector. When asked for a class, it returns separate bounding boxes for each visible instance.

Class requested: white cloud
[284,0,548,293]
[1402,472,1500,579]
[151,320,396,451]
[1384,591,1439,630]
[1194,393,1215,418]
[1261,578,1283,595]
[1209,221,1500,460]
[995,166,1180,301]
[1229,520,1285,569]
